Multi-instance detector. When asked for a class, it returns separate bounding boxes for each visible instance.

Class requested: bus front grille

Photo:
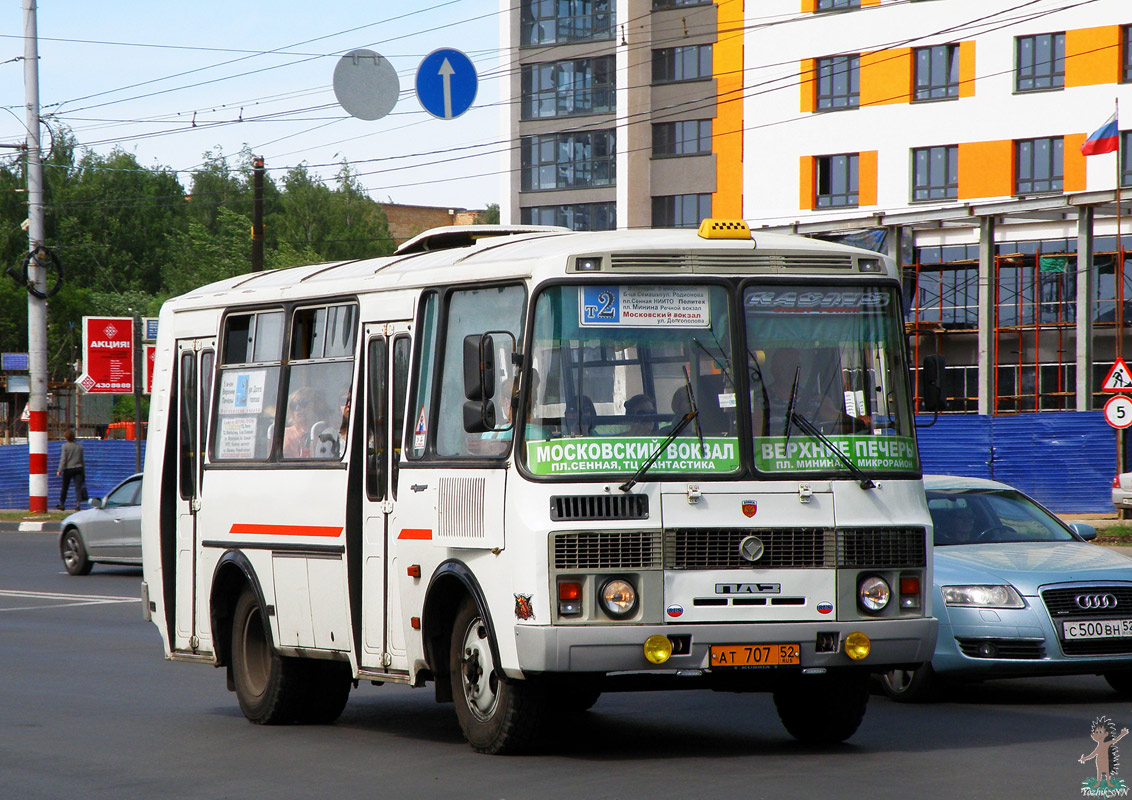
[551,527,926,571]
[553,531,663,570]
[550,494,649,521]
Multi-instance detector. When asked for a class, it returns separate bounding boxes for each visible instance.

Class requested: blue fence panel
[917,412,1116,513]
[0,441,145,508]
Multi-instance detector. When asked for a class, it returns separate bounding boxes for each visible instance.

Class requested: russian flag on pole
[1082,112,1119,156]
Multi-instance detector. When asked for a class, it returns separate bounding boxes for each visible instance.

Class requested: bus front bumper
[514,617,938,674]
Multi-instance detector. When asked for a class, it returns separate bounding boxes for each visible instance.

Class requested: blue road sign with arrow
[415,48,477,120]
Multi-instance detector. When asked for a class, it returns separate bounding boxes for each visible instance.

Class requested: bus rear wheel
[231,588,303,725]
[294,660,352,724]
[449,598,546,754]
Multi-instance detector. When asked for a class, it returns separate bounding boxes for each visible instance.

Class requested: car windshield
[926,488,1078,545]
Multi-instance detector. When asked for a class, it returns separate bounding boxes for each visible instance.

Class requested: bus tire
[231,588,303,725]
[773,672,869,744]
[293,660,352,724]
[449,598,545,754]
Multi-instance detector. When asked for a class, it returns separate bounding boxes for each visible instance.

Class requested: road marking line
[0,589,139,603]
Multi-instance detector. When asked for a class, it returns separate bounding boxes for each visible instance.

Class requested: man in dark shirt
[57,429,86,511]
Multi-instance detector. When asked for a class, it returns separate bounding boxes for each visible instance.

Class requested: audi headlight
[858,575,891,613]
[941,585,1024,608]
[600,578,638,619]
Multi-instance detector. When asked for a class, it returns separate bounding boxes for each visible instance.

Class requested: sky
[0,0,507,210]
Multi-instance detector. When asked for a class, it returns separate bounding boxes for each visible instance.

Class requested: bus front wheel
[773,672,869,744]
[449,598,545,754]
[231,588,303,724]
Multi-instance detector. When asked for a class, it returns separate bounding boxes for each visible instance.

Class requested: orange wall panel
[861,0,880,5]
[858,151,878,207]
[801,0,815,12]
[800,58,816,113]
[713,0,744,218]
[1066,26,1121,87]
[860,49,912,106]
[958,140,1014,200]
[1063,133,1087,192]
[799,156,816,210]
[959,41,976,98]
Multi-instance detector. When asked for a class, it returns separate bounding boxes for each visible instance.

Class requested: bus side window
[435,284,526,459]
[406,293,439,460]
[366,338,387,500]
[391,335,411,495]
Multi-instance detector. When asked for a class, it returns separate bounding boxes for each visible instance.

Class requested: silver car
[59,473,143,576]
[1113,472,1132,512]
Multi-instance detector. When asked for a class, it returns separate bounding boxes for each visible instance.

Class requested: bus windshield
[745,283,918,476]
[522,283,740,478]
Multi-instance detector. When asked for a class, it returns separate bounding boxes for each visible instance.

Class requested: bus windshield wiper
[783,366,801,442]
[619,408,699,493]
[787,410,876,490]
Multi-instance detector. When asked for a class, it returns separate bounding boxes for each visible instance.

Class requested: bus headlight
[858,575,891,613]
[600,578,638,619]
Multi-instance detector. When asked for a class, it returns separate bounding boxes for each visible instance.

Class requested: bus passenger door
[360,323,411,672]
[173,338,215,653]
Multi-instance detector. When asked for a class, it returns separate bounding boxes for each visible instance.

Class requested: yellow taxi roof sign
[697,218,751,240]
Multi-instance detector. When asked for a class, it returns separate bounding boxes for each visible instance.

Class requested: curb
[0,520,62,534]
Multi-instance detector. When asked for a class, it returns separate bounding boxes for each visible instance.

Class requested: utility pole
[23,0,48,513]
[251,156,264,272]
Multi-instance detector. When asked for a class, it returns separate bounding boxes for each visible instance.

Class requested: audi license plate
[710,643,800,667]
[1063,619,1132,640]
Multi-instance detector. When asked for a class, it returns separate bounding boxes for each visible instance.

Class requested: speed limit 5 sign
[1104,395,1132,429]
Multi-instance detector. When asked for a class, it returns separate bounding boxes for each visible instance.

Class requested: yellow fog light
[844,631,871,661]
[643,635,673,664]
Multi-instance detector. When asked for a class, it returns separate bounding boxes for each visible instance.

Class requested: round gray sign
[333,49,400,121]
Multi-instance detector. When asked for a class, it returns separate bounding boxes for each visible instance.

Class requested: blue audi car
[880,474,1132,701]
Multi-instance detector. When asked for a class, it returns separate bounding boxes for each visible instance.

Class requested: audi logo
[1076,593,1119,610]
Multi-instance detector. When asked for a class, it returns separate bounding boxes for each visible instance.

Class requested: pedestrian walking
[57,430,86,511]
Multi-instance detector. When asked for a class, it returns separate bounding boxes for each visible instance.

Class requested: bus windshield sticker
[579,286,711,328]
[526,435,739,476]
[218,370,266,414]
[217,417,259,459]
[744,289,890,313]
[413,406,428,449]
[755,435,918,473]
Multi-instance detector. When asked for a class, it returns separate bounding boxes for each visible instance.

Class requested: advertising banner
[78,316,134,394]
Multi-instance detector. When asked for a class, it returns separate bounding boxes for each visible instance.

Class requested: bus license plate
[710,643,800,667]
[1063,619,1132,640]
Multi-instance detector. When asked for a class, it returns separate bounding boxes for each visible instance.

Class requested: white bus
[140,220,938,754]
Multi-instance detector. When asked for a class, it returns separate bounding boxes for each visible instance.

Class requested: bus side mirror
[920,354,947,413]
[463,334,496,402]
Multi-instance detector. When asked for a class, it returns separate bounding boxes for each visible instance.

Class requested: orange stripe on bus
[398,528,433,540]
[228,523,343,538]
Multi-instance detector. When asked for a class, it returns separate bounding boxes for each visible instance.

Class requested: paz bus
[140,220,938,754]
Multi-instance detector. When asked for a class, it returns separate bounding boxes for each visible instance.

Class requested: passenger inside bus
[624,394,658,436]
[284,386,332,458]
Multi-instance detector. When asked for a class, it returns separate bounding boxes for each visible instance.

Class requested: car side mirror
[89,497,103,510]
[1071,522,1097,541]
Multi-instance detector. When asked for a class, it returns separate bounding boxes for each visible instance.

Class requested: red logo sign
[741,500,757,518]
[79,316,134,394]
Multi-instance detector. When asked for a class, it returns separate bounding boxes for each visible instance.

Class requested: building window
[653,194,711,228]
[1015,137,1063,194]
[816,55,859,110]
[1124,25,1132,83]
[521,0,614,46]
[521,56,615,120]
[1015,33,1064,92]
[914,44,959,101]
[653,45,712,84]
[816,0,860,9]
[521,202,616,230]
[816,153,858,207]
[653,119,712,157]
[521,130,616,191]
[912,145,958,201]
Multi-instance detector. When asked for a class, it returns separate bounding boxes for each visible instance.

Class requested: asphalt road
[3,530,1130,800]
